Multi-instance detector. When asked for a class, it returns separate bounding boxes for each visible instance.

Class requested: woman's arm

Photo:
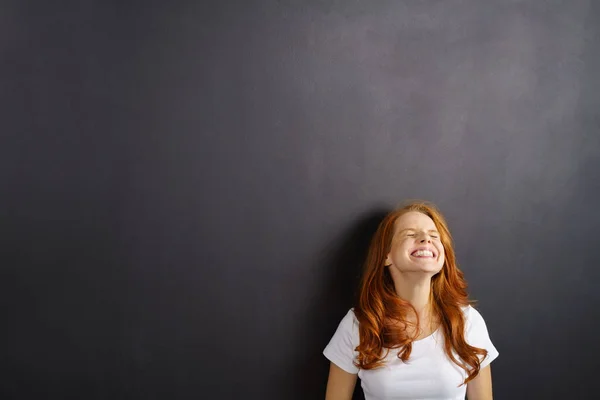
[325,362,358,400]
[466,365,493,400]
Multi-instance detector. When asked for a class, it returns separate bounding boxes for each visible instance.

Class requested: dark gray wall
[2,1,599,399]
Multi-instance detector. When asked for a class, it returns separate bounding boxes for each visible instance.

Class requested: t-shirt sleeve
[466,305,499,369]
[323,309,360,374]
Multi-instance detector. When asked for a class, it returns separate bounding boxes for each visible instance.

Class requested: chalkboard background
[2,1,599,399]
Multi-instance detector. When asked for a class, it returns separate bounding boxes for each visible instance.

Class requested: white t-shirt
[323,305,499,400]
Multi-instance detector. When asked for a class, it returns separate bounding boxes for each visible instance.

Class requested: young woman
[323,201,498,400]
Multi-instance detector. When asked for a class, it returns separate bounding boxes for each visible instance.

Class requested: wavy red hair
[353,200,487,384]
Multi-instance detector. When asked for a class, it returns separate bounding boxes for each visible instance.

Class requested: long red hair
[353,200,487,384]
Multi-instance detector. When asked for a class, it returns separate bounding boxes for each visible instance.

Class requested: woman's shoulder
[323,308,362,374]
[459,304,499,365]
[341,308,362,335]
[460,304,486,321]
[329,308,360,332]
[459,304,493,335]
[345,307,360,325]
[326,308,361,349]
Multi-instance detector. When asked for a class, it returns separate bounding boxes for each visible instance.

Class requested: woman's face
[385,211,445,275]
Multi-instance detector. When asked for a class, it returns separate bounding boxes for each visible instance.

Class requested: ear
[384,253,392,266]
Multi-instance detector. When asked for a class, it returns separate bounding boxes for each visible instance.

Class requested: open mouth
[410,248,436,258]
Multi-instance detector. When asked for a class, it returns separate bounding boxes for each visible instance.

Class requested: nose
[419,234,432,243]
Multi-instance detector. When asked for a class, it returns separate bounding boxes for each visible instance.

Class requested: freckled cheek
[392,243,412,259]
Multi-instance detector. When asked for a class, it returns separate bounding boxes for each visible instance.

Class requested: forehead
[394,211,437,231]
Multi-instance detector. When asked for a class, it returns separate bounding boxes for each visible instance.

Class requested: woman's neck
[393,273,432,316]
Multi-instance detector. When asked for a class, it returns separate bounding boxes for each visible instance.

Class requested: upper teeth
[413,250,433,257]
